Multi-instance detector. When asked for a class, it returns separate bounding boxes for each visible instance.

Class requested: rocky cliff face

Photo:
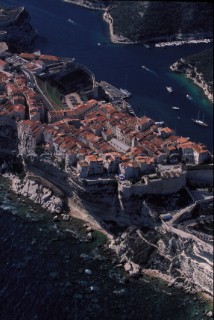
[0,6,37,51]
[108,226,213,296]
[11,175,65,214]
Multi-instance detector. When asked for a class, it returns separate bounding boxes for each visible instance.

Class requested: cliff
[0,5,37,51]
[8,158,213,296]
[108,226,214,296]
[11,174,65,214]
[170,48,213,103]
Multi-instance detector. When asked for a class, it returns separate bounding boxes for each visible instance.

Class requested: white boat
[186,94,192,100]
[144,44,150,48]
[68,19,74,24]
[97,43,101,46]
[155,121,165,126]
[166,86,173,93]
[172,106,180,110]
[192,111,208,127]
[119,88,131,97]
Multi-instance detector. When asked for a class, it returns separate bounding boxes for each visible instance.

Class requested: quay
[99,81,131,100]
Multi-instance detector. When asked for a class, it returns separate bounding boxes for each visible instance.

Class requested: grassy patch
[36,77,65,110]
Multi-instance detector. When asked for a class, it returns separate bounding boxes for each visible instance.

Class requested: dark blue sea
[0,1,213,319]
[0,178,212,320]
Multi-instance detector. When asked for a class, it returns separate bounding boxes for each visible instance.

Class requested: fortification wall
[119,174,186,197]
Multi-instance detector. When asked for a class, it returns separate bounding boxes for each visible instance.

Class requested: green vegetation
[108,1,213,42]
[185,48,213,86]
[36,76,65,110]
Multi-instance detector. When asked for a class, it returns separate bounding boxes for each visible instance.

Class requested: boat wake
[68,18,75,24]
[141,65,161,79]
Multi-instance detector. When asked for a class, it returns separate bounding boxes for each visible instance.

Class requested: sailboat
[192,111,208,127]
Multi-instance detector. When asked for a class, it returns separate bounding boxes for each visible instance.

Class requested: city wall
[119,174,186,197]
[186,167,213,185]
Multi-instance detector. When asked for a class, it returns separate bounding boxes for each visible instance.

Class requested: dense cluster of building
[0,51,211,181]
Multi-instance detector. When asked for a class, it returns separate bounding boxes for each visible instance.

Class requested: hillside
[170,48,213,103]
[0,4,37,51]
[67,1,213,44]
[108,1,213,43]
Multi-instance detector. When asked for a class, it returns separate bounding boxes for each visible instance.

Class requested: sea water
[0,177,213,320]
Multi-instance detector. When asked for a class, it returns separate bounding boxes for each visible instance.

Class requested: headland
[0,4,37,51]
[0,45,213,299]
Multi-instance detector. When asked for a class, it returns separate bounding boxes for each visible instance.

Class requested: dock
[99,81,131,101]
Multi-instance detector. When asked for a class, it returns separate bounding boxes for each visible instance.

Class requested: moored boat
[192,118,208,127]
[172,106,180,110]
[192,111,208,127]
[155,121,165,126]
[166,86,173,93]
[186,94,192,100]
[120,88,131,97]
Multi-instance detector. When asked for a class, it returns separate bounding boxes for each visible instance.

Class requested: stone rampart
[186,168,213,185]
[119,174,186,197]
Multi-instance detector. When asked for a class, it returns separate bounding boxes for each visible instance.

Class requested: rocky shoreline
[4,172,213,302]
[103,11,137,45]
[9,174,65,214]
[64,1,213,48]
[170,59,213,103]
[63,0,107,11]
[107,225,214,298]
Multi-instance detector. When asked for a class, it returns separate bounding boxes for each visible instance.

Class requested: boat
[120,88,131,97]
[155,121,165,126]
[144,44,150,49]
[126,104,136,116]
[192,111,208,127]
[172,106,180,110]
[97,43,101,46]
[68,19,74,24]
[186,94,192,100]
[166,86,173,93]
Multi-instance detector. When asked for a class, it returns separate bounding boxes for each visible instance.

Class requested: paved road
[22,67,54,111]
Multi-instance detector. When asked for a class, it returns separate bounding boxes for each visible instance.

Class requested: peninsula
[0,46,213,297]
[0,4,37,51]
[170,48,213,103]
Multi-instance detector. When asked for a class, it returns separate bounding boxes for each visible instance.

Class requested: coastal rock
[124,261,140,277]
[87,232,94,241]
[53,215,60,222]
[207,311,213,318]
[170,49,213,103]
[0,5,37,51]
[11,175,64,214]
[108,226,213,296]
[124,262,131,272]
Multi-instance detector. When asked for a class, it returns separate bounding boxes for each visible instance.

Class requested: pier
[99,81,131,101]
